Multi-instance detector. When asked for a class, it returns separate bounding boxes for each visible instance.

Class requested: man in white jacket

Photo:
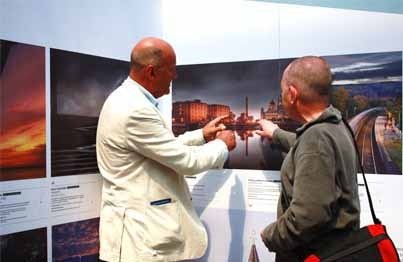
[96,37,236,262]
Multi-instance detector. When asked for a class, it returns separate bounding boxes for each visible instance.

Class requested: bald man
[96,37,236,262]
[257,56,360,261]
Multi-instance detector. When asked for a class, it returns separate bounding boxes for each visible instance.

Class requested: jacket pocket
[143,199,184,254]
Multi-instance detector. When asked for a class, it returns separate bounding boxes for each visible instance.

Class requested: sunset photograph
[52,218,99,261]
[0,40,46,181]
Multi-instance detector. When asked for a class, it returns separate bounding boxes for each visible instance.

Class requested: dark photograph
[51,49,128,177]
[0,227,47,262]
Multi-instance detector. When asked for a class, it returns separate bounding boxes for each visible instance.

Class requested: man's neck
[297,102,328,123]
[129,72,157,97]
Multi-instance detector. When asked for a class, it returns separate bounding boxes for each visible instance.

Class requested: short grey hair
[130,46,164,71]
[283,56,332,103]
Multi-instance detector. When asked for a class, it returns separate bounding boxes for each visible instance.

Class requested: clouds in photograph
[0,41,46,169]
[51,49,129,117]
[326,51,402,85]
[173,58,293,118]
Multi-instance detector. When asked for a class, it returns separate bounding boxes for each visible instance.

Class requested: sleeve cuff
[261,223,275,251]
[273,128,286,144]
[209,139,229,168]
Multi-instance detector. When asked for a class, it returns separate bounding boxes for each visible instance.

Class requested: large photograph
[0,40,46,181]
[51,49,128,177]
[49,49,401,175]
[172,51,402,174]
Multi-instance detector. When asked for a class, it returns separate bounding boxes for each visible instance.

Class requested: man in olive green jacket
[257,56,360,261]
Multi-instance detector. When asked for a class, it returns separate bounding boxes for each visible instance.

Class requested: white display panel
[0,179,49,235]
[0,0,164,61]
[1,1,164,261]
[161,2,403,261]
[278,4,403,57]
[184,172,403,261]
[358,175,403,260]
[162,0,280,65]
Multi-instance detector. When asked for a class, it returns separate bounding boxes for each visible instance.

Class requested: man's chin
[163,89,171,96]
[157,92,170,98]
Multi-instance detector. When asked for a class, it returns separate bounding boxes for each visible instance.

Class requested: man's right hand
[216,130,236,151]
[255,119,279,139]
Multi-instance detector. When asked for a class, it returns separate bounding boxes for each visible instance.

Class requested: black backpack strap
[341,118,381,225]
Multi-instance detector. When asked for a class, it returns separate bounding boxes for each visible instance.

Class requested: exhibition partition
[1,1,402,261]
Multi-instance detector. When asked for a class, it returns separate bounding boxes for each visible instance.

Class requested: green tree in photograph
[353,95,369,114]
[332,86,349,118]
[391,96,402,130]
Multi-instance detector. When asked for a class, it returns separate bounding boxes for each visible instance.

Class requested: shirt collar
[126,77,159,109]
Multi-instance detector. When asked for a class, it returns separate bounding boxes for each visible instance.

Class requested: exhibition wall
[1,0,402,261]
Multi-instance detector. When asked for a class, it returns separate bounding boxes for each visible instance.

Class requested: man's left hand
[202,115,228,142]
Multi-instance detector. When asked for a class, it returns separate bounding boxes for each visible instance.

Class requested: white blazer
[96,77,228,262]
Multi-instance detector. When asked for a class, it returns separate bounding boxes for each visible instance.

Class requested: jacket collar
[296,105,342,137]
[125,77,159,109]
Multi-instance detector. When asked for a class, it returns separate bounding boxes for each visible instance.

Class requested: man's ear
[144,64,155,80]
[288,84,298,104]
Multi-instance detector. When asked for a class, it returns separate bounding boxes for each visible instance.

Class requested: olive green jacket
[262,106,360,254]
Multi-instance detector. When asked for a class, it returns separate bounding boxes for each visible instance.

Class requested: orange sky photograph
[0,41,46,181]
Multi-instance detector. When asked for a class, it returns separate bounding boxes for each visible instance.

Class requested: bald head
[282,56,332,104]
[130,37,175,72]
[129,37,177,98]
